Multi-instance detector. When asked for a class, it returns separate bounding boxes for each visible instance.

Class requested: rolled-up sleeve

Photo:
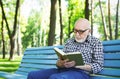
[90,41,104,73]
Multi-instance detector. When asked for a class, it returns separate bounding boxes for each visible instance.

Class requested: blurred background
[0,0,120,60]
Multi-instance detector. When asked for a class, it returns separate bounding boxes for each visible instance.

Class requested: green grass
[0,78,6,79]
[0,55,22,73]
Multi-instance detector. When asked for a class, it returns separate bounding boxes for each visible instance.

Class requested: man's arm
[56,59,92,71]
[75,64,91,72]
[76,40,104,73]
[56,59,76,68]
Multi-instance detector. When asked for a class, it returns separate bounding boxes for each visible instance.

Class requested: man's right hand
[56,59,75,68]
[56,59,68,68]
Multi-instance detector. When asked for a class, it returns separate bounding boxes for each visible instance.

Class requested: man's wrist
[56,60,64,68]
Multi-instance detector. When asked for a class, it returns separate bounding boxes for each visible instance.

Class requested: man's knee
[49,74,68,79]
[27,71,34,79]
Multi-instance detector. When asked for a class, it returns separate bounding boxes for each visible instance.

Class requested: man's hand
[75,64,92,71]
[56,59,76,68]
[56,59,65,68]
[64,60,76,68]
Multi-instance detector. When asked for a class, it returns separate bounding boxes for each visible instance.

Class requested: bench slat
[104,45,120,52]
[21,59,57,64]
[24,50,56,55]
[104,60,120,67]
[21,59,120,67]
[16,68,38,73]
[98,68,120,76]
[26,46,63,51]
[23,53,120,59]
[20,63,57,69]
[92,76,120,79]
[23,54,58,59]
[103,40,120,46]
[0,71,27,79]
[104,53,120,59]
[15,71,28,76]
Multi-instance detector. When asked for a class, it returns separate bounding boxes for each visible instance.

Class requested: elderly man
[27,18,104,79]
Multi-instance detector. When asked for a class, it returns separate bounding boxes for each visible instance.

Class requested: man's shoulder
[88,35,101,41]
[87,35,102,44]
[64,38,75,44]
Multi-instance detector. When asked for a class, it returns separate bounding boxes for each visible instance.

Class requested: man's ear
[89,29,91,33]
[88,29,91,35]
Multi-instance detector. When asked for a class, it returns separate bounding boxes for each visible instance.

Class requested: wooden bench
[0,40,120,79]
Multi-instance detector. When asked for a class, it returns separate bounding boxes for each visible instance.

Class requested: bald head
[74,18,91,43]
[74,18,90,30]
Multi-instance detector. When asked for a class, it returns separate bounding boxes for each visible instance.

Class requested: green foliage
[0,0,17,52]
[63,0,85,41]
[68,0,84,28]
[22,10,42,49]
[0,0,120,55]
[93,0,120,40]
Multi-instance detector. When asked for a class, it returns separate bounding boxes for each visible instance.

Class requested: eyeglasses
[74,29,89,34]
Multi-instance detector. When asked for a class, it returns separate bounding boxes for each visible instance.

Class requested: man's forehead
[74,23,89,29]
[74,19,90,29]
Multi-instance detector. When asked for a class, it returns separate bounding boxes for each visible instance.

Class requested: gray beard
[75,38,86,43]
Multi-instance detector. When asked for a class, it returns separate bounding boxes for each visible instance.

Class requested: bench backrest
[15,40,120,79]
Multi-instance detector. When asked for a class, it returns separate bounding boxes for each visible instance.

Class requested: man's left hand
[64,60,76,68]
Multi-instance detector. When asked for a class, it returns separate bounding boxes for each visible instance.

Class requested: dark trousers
[27,68,90,79]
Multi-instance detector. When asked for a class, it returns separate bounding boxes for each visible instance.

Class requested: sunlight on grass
[0,78,5,79]
[0,67,18,72]
[0,54,23,73]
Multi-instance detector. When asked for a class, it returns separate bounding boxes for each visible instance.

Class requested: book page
[54,47,65,55]
[66,52,81,55]
[54,47,84,65]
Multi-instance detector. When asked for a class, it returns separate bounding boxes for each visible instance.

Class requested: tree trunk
[0,0,10,35]
[85,0,89,20]
[68,4,73,38]
[68,16,71,38]
[48,0,57,46]
[9,37,15,60]
[1,16,6,59]
[9,0,20,60]
[17,0,22,56]
[99,0,108,40]
[90,0,93,35]
[0,0,20,60]
[0,0,10,59]
[115,0,119,39]
[17,25,22,56]
[58,0,63,45]
[108,0,112,40]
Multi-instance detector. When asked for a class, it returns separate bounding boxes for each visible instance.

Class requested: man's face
[74,20,90,43]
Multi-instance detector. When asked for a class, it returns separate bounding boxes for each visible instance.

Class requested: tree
[9,0,20,60]
[22,11,42,49]
[98,0,108,40]
[0,0,10,59]
[85,0,89,20]
[67,0,84,38]
[1,14,6,59]
[90,0,93,35]
[115,0,119,39]
[48,0,57,46]
[58,0,63,45]
[0,0,20,60]
[108,0,113,40]
[68,2,73,38]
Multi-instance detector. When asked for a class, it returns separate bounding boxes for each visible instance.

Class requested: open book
[54,47,84,66]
